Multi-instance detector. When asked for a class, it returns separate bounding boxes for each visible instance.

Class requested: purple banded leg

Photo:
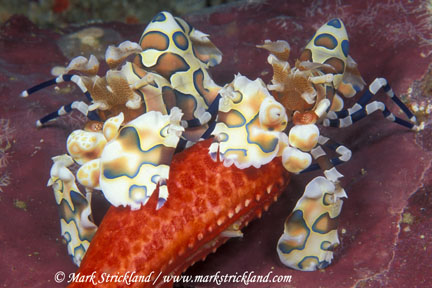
[175,118,217,153]
[175,94,220,152]
[301,136,352,173]
[21,74,100,125]
[324,78,417,130]
[21,74,92,101]
[36,101,90,127]
[181,94,221,128]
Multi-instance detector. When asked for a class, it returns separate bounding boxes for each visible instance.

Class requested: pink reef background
[1,0,431,287]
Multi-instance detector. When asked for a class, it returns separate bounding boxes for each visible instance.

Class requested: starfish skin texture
[68,138,290,288]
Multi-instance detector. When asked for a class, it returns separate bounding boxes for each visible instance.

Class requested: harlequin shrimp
[258,18,418,271]
[21,11,224,266]
[21,11,418,287]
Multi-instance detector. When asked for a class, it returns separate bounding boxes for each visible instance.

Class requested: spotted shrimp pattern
[269,19,417,271]
[134,11,222,142]
[21,11,224,266]
[210,75,288,169]
[47,154,97,266]
[22,14,418,274]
